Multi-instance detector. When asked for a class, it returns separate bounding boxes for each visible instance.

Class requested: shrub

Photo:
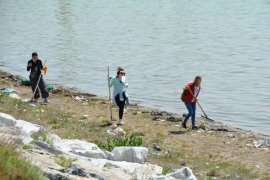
[98,133,143,151]
[0,146,46,180]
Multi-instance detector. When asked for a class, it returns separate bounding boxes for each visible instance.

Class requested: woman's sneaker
[192,126,199,130]
[117,119,125,125]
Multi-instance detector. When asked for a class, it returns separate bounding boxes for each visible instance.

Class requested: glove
[43,66,48,75]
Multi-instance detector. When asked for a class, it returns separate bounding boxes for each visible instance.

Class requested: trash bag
[47,84,55,92]
[2,88,13,94]
[21,79,31,86]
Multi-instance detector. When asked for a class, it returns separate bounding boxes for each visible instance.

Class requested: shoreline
[1,69,270,178]
[0,69,269,137]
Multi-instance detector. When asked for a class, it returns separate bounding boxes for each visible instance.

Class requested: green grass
[162,166,172,174]
[0,146,46,180]
[98,133,143,151]
[56,155,76,168]
[22,144,32,150]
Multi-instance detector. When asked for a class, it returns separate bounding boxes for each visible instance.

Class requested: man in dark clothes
[27,52,49,103]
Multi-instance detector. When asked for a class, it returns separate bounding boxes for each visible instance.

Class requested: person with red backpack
[181,76,202,130]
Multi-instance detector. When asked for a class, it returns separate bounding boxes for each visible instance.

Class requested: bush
[98,133,143,151]
[0,146,46,180]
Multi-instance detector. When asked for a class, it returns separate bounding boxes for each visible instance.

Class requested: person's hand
[28,63,32,67]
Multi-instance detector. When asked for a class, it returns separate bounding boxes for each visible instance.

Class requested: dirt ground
[1,71,270,179]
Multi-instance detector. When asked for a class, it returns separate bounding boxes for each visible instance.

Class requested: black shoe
[192,126,199,130]
[182,123,187,129]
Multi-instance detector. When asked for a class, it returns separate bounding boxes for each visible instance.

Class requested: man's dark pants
[30,75,49,99]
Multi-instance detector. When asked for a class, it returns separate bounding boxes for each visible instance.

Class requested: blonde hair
[193,76,202,87]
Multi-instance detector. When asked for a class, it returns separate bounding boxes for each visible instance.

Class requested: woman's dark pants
[115,93,126,120]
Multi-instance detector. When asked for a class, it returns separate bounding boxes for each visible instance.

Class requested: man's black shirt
[27,59,43,78]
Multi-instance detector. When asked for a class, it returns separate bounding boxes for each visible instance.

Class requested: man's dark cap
[32,52,38,57]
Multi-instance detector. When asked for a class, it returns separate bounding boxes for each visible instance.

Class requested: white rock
[0,112,16,127]
[112,147,148,163]
[107,126,126,138]
[152,167,196,180]
[9,93,21,99]
[104,161,163,179]
[53,139,108,159]
[15,120,44,143]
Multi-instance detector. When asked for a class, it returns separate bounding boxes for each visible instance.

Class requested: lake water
[0,0,270,135]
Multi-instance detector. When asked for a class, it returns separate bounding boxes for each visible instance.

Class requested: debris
[9,93,21,99]
[21,79,30,86]
[1,88,13,94]
[166,116,182,122]
[199,123,206,130]
[254,140,270,148]
[47,84,55,91]
[153,144,162,151]
[71,95,88,102]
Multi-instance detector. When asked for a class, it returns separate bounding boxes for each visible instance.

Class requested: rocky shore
[0,70,270,179]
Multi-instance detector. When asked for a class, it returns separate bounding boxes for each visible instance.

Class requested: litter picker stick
[187,86,214,121]
[32,60,47,100]
[107,66,113,121]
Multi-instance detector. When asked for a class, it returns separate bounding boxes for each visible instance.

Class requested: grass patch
[0,146,46,180]
[98,133,143,151]
[206,168,219,177]
[22,144,32,150]
[56,155,76,168]
[41,132,54,145]
[162,166,172,174]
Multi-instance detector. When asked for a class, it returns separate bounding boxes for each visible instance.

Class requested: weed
[98,133,143,151]
[162,166,172,174]
[0,146,46,180]
[22,144,32,150]
[56,155,76,168]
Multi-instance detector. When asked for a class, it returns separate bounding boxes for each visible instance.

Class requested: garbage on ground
[254,140,270,148]
[9,93,21,100]
[21,79,30,86]
[71,95,88,102]
[1,88,13,94]
[47,84,55,92]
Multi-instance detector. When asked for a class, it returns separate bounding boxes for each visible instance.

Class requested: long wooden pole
[107,67,113,121]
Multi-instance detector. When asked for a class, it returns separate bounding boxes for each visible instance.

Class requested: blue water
[0,0,270,135]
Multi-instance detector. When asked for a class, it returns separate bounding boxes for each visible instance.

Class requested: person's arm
[110,78,115,87]
[27,61,32,71]
[124,77,128,88]
[39,60,44,70]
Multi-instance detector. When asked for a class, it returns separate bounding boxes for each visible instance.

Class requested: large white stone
[112,147,148,163]
[53,139,108,159]
[15,120,44,143]
[104,161,163,179]
[0,112,16,127]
